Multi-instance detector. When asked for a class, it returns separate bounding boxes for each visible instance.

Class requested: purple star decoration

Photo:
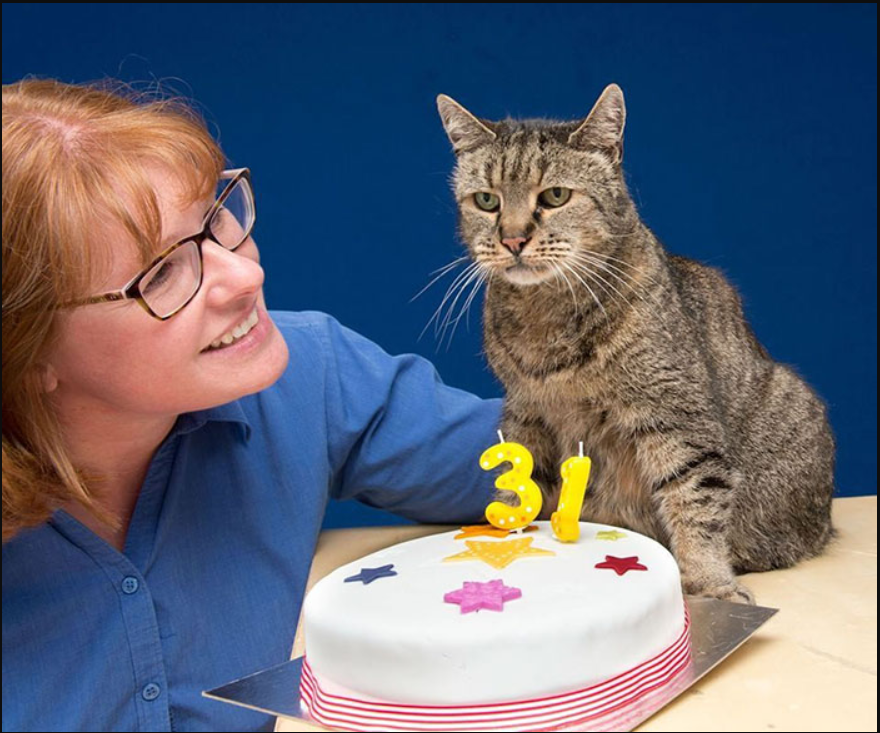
[444,579,522,614]
[344,564,397,585]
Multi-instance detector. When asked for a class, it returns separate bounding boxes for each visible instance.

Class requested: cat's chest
[542,407,638,490]
[484,300,610,386]
[539,404,660,539]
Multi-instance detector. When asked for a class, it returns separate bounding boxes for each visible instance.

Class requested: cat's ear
[568,84,626,166]
[437,94,496,155]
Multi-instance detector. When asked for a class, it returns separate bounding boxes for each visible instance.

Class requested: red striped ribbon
[300,609,691,732]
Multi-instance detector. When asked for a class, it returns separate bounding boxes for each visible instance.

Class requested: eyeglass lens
[210,178,254,250]
[138,177,254,318]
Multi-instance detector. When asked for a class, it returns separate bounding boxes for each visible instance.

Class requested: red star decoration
[594,555,648,576]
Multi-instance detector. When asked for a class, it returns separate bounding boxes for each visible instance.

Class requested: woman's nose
[200,238,264,305]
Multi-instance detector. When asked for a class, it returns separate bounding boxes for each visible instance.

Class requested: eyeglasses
[64,168,255,321]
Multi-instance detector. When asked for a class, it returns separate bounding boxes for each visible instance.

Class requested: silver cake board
[204,596,778,732]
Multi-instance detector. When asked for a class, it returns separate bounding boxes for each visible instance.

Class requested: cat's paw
[683,576,755,605]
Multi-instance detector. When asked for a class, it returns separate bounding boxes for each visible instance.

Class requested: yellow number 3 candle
[550,443,592,542]
[481,432,543,531]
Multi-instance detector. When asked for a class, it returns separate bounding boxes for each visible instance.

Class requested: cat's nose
[501,236,530,256]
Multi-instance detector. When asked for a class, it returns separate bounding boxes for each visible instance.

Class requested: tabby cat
[437,84,835,603]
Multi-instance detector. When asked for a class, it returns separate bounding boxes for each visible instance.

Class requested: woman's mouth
[202,306,261,352]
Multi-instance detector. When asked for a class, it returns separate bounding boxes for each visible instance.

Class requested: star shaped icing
[344,564,398,585]
[444,579,522,614]
[596,529,628,541]
[443,537,555,569]
[594,555,648,576]
[454,523,538,540]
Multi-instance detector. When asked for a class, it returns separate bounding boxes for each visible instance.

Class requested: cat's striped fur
[438,85,835,603]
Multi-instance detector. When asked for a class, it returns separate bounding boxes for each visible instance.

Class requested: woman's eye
[538,187,572,208]
[211,207,233,235]
[474,192,500,212]
[143,261,175,293]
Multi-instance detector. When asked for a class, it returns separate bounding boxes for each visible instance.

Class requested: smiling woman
[1,80,289,543]
[2,76,501,732]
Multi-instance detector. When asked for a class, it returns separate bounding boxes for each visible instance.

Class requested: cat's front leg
[645,442,755,604]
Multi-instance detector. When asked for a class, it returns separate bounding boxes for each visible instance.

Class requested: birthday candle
[481,431,543,531]
[550,443,592,542]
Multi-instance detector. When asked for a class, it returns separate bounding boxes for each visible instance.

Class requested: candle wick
[497,430,505,443]
[579,441,584,458]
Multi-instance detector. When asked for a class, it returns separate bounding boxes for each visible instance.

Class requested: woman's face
[44,166,290,424]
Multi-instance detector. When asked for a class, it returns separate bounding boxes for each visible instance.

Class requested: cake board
[204,596,778,732]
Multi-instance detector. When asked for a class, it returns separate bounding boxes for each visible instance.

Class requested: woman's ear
[37,363,59,393]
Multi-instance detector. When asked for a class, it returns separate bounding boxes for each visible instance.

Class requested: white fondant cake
[301,521,689,731]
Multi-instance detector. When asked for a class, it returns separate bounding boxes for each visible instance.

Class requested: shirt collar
[173,399,252,441]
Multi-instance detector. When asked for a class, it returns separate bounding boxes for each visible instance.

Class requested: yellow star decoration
[596,529,627,541]
[454,524,538,540]
[443,537,555,569]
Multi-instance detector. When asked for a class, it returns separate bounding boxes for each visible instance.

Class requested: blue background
[3,4,875,528]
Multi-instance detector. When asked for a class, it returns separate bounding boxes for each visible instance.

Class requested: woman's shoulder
[269,308,338,334]
[269,309,385,360]
[268,309,343,355]
[237,310,383,434]
[254,309,369,398]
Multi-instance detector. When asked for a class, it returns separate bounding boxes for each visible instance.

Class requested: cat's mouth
[503,260,552,286]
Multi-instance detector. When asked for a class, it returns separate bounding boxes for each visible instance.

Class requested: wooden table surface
[277,496,877,732]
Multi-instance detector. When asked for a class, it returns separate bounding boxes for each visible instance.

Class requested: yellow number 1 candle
[481,431,543,531]
[551,442,592,542]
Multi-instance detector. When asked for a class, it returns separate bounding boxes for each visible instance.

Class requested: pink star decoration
[443,579,523,614]
[594,555,648,576]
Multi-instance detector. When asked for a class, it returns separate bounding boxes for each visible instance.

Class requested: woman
[2,78,501,731]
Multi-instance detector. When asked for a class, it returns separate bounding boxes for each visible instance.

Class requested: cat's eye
[538,187,572,208]
[474,192,501,212]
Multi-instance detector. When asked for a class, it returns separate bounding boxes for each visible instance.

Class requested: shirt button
[142,683,161,701]
[121,576,140,594]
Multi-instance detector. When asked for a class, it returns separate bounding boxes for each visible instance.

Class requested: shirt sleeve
[317,315,502,525]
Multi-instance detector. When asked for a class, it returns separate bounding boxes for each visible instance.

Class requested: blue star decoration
[344,564,398,585]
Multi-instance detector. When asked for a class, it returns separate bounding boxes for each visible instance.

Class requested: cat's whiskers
[441,266,484,331]
[550,262,579,311]
[431,255,471,276]
[437,264,489,349]
[583,248,662,286]
[558,261,607,318]
[535,243,653,314]
[434,260,484,337]
[569,252,655,306]
[577,251,649,284]
[571,252,665,308]
[435,264,483,337]
[420,262,480,341]
[556,256,621,303]
[410,255,471,303]
[567,258,637,312]
[539,242,640,310]
[539,239,661,305]
[443,268,489,349]
[563,258,629,315]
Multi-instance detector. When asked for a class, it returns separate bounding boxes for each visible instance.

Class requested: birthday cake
[299,520,691,732]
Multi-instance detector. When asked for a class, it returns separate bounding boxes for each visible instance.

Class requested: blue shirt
[2,311,502,732]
